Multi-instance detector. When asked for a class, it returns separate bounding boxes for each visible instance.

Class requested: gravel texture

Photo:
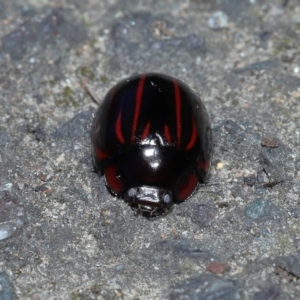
[0,0,300,299]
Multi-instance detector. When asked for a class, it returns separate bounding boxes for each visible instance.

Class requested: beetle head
[124,186,173,216]
[103,145,199,216]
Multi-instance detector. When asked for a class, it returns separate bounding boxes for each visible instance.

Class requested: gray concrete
[0,0,299,299]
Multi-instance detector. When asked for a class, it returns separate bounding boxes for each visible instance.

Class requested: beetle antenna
[86,85,101,105]
[81,78,101,105]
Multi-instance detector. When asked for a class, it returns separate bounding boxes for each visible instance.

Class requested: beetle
[92,73,212,216]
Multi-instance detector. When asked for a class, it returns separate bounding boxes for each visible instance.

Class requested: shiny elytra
[92,73,212,216]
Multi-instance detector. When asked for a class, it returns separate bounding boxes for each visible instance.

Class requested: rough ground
[0,0,300,299]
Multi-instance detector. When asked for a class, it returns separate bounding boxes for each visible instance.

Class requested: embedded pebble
[261,137,279,148]
[0,272,17,300]
[259,143,294,182]
[0,176,12,192]
[169,274,241,300]
[275,254,300,278]
[53,110,93,141]
[206,261,227,275]
[251,282,280,300]
[243,174,257,187]
[245,198,272,220]
[0,192,26,241]
[176,203,217,227]
[207,11,229,29]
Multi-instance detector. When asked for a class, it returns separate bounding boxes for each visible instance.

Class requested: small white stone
[207,11,229,29]
[0,182,12,191]
[182,231,189,237]
[56,153,65,163]
[0,224,11,241]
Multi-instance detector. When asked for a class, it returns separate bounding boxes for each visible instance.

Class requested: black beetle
[92,73,212,216]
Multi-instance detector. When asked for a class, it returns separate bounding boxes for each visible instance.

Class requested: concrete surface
[0,0,300,299]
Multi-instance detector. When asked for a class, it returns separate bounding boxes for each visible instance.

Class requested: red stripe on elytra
[131,75,146,143]
[198,160,210,172]
[116,111,125,143]
[105,165,124,195]
[95,147,109,160]
[185,117,197,150]
[173,80,181,147]
[141,122,151,140]
[164,125,172,143]
[177,171,198,202]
